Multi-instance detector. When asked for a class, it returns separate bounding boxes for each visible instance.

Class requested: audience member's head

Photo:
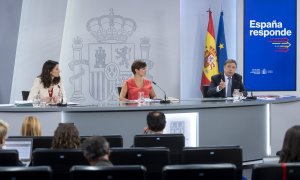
[279,125,300,162]
[51,123,80,149]
[81,136,112,166]
[144,111,166,134]
[21,116,41,136]
[0,119,9,149]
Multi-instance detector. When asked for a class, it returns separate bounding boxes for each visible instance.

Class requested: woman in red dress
[119,60,156,101]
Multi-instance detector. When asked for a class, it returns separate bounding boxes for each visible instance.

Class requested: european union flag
[216,11,228,71]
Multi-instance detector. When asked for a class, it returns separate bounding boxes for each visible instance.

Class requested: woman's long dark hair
[39,60,60,88]
[279,125,300,162]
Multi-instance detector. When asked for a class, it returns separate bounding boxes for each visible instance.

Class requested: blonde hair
[0,119,9,139]
[21,116,41,136]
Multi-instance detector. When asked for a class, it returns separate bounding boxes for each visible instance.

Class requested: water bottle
[58,90,63,104]
[232,89,240,102]
[33,91,41,107]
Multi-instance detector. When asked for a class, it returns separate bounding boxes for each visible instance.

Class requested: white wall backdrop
[59,0,180,103]
[9,0,179,103]
[6,0,299,103]
[180,0,237,99]
[10,0,67,102]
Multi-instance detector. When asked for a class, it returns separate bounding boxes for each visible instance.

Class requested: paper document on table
[14,101,33,106]
[167,97,180,102]
[0,104,15,107]
[256,95,279,101]
[120,100,139,104]
[67,102,80,106]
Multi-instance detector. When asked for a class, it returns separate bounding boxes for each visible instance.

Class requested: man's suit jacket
[207,73,247,97]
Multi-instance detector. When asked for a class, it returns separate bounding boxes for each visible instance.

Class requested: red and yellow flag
[201,9,219,93]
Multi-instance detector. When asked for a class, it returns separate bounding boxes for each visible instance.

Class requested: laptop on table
[3,138,33,165]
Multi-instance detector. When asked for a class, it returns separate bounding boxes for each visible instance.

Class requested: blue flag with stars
[217,11,227,71]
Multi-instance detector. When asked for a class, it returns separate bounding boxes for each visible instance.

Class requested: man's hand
[218,79,226,90]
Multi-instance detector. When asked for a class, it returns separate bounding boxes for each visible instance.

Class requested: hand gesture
[219,79,226,90]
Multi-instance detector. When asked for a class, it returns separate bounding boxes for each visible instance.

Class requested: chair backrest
[70,165,146,180]
[81,135,123,148]
[162,163,237,180]
[0,149,19,166]
[182,146,242,179]
[32,148,89,179]
[252,163,300,180]
[134,134,185,164]
[22,91,30,100]
[110,147,170,180]
[202,85,210,97]
[117,87,128,99]
[0,166,52,180]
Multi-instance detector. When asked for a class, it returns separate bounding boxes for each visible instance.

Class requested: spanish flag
[201,9,219,93]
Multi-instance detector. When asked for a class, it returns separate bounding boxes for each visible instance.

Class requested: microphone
[244,86,257,100]
[57,85,67,106]
[152,81,171,104]
[246,91,257,100]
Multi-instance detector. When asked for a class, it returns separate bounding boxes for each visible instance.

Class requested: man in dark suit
[207,59,247,97]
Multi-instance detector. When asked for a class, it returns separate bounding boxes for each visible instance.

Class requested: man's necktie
[227,77,232,97]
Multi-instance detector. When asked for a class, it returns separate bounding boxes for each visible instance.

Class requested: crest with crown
[87,8,136,43]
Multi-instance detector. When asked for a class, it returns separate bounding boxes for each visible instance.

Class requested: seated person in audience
[51,123,81,149]
[0,119,24,166]
[28,60,67,104]
[279,125,300,162]
[119,60,157,101]
[21,116,42,136]
[207,59,247,97]
[81,136,113,166]
[0,119,9,149]
[144,111,166,134]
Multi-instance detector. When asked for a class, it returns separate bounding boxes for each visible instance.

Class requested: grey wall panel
[0,0,22,103]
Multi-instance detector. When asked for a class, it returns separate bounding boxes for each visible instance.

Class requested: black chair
[22,91,30,100]
[70,165,146,180]
[80,135,123,147]
[110,147,170,180]
[252,163,300,180]
[0,166,52,180]
[117,86,128,99]
[9,136,53,150]
[133,134,185,164]
[202,85,210,97]
[0,149,20,166]
[162,163,237,180]
[182,146,242,180]
[32,149,89,180]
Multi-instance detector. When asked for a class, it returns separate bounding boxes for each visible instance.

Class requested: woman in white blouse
[28,60,66,104]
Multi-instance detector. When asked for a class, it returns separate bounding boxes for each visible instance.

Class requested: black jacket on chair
[207,73,247,97]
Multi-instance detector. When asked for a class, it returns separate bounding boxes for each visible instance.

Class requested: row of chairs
[1,163,300,180]
[1,146,242,180]
[8,133,185,150]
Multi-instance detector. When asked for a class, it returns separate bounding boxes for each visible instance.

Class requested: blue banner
[244,0,297,91]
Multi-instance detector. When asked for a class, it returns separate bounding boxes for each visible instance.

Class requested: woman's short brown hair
[131,60,147,74]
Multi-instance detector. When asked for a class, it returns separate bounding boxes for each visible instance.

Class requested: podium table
[1,97,299,161]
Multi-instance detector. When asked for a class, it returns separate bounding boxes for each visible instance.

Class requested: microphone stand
[57,85,67,106]
[152,81,171,104]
